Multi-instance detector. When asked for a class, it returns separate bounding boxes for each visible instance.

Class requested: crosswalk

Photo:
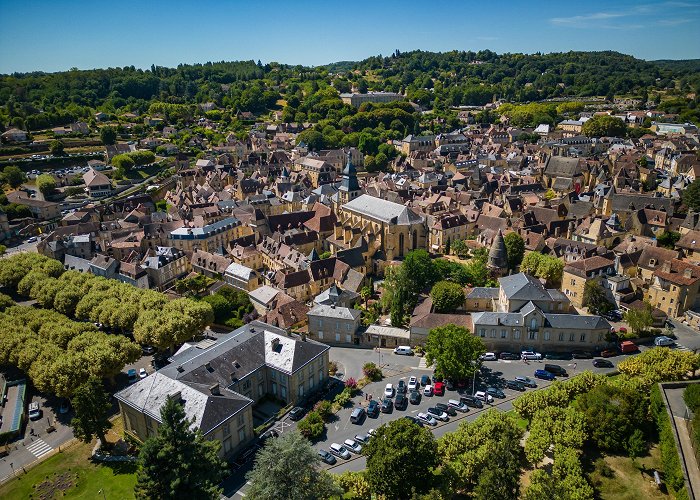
[26,438,52,459]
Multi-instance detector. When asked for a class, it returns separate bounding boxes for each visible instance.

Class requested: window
[298,383,304,397]
[238,427,246,443]
[281,386,287,399]
[598,333,604,342]
[528,331,537,340]
[238,413,245,427]
[569,333,575,342]
[271,382,277,395]
[490,329,496,338]
[242,380,251,390]
[514,329,521,340]
[346,334,352,343]
[309,374,315,389]
[318,368,323,383]
[270,371,276,381]
[257,371,262,381]
[318,331,324,340]
[570,278,575,285]
[580,333,586,342]
[544,332,551,341]
[479,329,486,338]
[335,321,340,330]
[223,421,231,437]
[335,333,341,342]
[531,318,537,330]
[317,319,323,328]
[501,329,507,339]
[346,323,352,331]
[258,383,264,397]
[559,333,565,341]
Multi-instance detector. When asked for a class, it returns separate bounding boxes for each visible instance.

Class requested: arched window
[412,230,418,250]
[530,318,537,330]
[398,233,405,257]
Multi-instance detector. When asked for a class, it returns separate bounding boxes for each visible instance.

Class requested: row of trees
[0,253,213,350]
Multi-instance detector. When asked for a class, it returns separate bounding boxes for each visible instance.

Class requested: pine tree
[134,397,227,499]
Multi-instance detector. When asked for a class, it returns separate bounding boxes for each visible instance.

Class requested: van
[544,364,568,377]
[350,407,365,424]
[619,340,637,353]
[28,402,42,420]
[393,346,413,356]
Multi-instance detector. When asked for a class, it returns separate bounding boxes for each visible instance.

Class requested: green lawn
[505,410,529,431]
[0,420,136,499]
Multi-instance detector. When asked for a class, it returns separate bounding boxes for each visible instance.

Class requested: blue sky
[1,0,698,73]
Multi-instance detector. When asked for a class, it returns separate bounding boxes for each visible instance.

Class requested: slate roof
[465,287,500,299]
[342,194,424,225]
[498,273,551,301]
[307,304,361,321]
[544,156,582,178]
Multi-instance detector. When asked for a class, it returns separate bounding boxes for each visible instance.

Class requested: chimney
[684,268,693,279]
[209,383,220,395]
[661,261,672,273]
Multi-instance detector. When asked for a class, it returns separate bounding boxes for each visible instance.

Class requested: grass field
[0,419,136,500]
[587,445,670,500]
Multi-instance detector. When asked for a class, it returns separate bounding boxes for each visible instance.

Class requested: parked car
[499,352,520,360]
[427,407,449,421]
[142,345,156,355]
[402,416,424,427]
[534,369,556,381]
[397,380,407,394]
[59,399,71,414]
[289,407,305,421]
[416,412,438,426]
[409,390,422,405]
[544,364,568,377]
[368,428,377,437]
[367,399,380,417]
[474,391,494,404]
[344,438,363,454]
[505,380,526,391]
[460,395,484,408]
[384,383,394,398]
[435,402,457,416]
[350,407,366,424]
[393,345,414,355]
[433,381,445,396]
[329,443,351,460]
[393,393,407,410]
[486,387,506,399]
[480,352,497,361]
[654,336,675,347]
[447,399,469,412]
[592,358,614,368]
[423,384,433,397]
[544,351,572,360]
[408,376,419,391]
[445,378,455,391]
[515,376,537,388]
[600,349,618,358]
[521,350,542,360]
[127,368,138,383]
[354,433,370,444]
[619,340,638,353]
[28,402,42,420]
[139,368,148,379]
[380,398,393,413]
[318,449,337,465]
[572,351,594,359]
[420,375,431,387]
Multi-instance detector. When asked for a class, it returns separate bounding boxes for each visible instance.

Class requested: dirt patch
[33,471,76,499]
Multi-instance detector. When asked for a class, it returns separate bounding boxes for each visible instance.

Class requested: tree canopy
[363,418,439,498]
[430,280,465,313]
[504,232,525,271]
[70,377,112,446]
[135,397,227,500]
[582,114,627,137]
[520,252,564,287]
[246,431,340,500]
[425,324,485,380]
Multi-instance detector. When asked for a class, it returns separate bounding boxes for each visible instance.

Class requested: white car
[329,443,351,460]
[384,383,394,398]
[521,351,542,360]
[408,376,418,391]
[393,346,413,355]
[367,428,376,437]
[343,439,363,454]
[654,336,675,347]
[416,412,437,426]
[427,407,449,421]
[480,352,497,361]
[139,368,148,379]
[423,384,433,397]
[474,391,494,404]
[448,399,469,412]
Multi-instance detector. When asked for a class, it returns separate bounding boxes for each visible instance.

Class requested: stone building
[487,229,508,277]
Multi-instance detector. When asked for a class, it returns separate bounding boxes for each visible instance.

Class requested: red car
[433,381,445,396]
[600,349,617,358]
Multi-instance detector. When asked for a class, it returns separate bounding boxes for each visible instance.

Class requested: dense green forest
[1,50,698,138]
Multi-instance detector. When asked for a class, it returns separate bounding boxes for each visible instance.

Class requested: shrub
[297,411,324,440]
[333,388,353,408]
[362,362,383,381]
[345,377,358,390]
[594,458,615,479]
[683,383,700,412]
[328,360,338,375]
[314,400,333,422]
